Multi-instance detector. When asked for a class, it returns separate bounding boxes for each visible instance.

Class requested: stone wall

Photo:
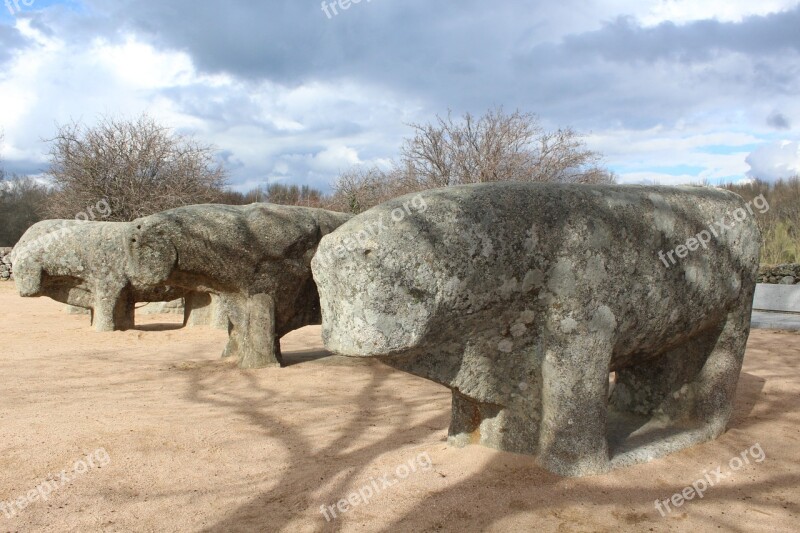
[758,264,800,285]
[0,247,12,281]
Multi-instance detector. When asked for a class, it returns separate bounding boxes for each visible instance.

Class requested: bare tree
[217,183,326,208]
[402,108,613,187]
[0,174,51,247]
[327,166,425,214]
[263,183,324,207]
[45,114,228,221]
[328,167,392,214]
[330,107,614,214]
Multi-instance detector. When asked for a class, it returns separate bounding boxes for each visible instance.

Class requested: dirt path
[0,281,797,532]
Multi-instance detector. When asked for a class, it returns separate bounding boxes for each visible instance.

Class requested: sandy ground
[0,280,797,533]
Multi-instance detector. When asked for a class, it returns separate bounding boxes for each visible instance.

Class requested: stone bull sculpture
[126,203,352,368]
[13,204,351,368]
[12,220,185,331]
[311,183,761,476]
[13,220,224,330]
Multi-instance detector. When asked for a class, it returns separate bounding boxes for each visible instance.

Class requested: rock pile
[758,264,800,284]
[0,248,12,280]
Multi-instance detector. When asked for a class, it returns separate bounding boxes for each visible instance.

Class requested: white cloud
[639,0,800,25]
[91,36,197,89]
[310,146,362,172]
[615,172,704,186]
[588,128,760,184]
[746,141,800,181]
[2,1,799,192]
[0,24,419,191]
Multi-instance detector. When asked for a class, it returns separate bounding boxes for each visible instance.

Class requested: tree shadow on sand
[170,348,450,532]
[369,371,796,532]
[194,354,793,533]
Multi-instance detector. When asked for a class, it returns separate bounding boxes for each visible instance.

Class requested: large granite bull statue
[311,183,761,476]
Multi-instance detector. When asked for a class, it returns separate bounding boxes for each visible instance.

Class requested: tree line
[723,178,800,265]
[4,109,797,265]
[1,108,612,246]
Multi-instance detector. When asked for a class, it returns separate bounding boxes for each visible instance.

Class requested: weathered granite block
[311,183,761,476]
[138,298,186,315]
[0,247,12,280]
[184,292,229,330]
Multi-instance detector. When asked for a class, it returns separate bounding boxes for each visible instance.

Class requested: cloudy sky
[1,0,799,192]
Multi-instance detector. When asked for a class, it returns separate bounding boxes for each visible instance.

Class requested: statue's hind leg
[609,303,752,466]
